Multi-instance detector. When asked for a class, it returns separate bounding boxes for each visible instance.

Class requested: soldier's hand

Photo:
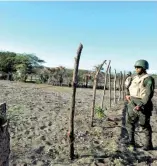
[125,95,130,101]
[134,106,140,111]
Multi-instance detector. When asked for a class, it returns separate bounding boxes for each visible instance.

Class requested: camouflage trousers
[125,101,153,147]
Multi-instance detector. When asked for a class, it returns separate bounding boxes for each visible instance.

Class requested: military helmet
[134,59,149,70]
[126,71,132,76]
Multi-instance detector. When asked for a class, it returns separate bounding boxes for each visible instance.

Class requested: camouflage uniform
[125,60,155,150]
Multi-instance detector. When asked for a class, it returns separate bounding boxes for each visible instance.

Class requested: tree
[0,51,45,81]
[0,51,17,73]
[15,53,45,74]
[14,53,45,82]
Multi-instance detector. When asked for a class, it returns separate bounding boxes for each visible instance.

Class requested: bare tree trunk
[101,60,111,109]
[114,69,117,104]
[0,103,10,166]
[109,66,111,108]
[91,60,106,127]
[68,43,83,160]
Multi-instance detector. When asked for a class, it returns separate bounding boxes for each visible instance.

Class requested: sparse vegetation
[95,106,106,118]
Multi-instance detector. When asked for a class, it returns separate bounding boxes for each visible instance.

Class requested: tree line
[0,51,45,81]
[1,51,156,88]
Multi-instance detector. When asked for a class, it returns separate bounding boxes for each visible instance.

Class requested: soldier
[125,59,155,150]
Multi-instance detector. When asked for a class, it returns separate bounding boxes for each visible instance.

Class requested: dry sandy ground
[0,80,157,166]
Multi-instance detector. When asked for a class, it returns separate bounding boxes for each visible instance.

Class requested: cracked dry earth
[0,80,157,166]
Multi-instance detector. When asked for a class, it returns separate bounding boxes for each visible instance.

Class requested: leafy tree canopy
[0,51,45,74]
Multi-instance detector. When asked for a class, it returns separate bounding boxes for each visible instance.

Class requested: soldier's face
[135,66,143,74]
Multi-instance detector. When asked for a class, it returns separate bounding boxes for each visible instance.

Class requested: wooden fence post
[114,69,117,104]
[118,71,122,101]
[68,43,83,160]
[122,71,125,100]
[109,66,111,108]
[101,60,111,109]
[91,60,106,127]
[0,103,10,166]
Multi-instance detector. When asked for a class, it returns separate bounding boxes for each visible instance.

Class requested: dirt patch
[0,80,157,166]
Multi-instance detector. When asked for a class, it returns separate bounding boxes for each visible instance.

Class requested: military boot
[0,115,7,126]
[126,133,136,150]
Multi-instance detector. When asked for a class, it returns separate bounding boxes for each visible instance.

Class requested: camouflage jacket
[127,73,155,107]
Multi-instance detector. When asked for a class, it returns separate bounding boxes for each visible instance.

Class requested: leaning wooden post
[68,43,83,160]
[91,60,106,127]
[109,66,111,108]
[114,69,117,104]
[0,103,10,166]
[101,60,111,109]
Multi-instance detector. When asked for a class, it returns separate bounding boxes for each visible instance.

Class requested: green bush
[95,106,106,118]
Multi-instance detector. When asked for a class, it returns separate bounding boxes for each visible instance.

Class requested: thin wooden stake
[91,60,106,127]
[68,43,83,160]
[114,69,117,104]
[101,60,111,109]
[118,71,122,101]
[122,71,125,100]
[109,66,111,108]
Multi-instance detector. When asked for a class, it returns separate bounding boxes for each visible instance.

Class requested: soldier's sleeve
[138,77,155,107]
